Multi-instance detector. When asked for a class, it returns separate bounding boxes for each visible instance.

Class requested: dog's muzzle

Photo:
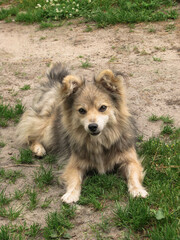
[88,123,100,136]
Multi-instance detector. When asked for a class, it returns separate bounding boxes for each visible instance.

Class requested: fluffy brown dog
[16,63,148,203]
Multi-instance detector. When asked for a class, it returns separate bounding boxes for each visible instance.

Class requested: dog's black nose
[88,123,98,132]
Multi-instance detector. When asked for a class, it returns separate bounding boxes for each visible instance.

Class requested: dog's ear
[95,69,124,94]
[61,75,84,98]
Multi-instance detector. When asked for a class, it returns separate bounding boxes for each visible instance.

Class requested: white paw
[34,145,46,157]
[61,191,80,203]
[129,187,148,198]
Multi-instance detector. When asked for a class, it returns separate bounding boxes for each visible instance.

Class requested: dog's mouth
[90,131,100,136]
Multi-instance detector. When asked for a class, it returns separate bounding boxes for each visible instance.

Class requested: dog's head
[61,70,129,137]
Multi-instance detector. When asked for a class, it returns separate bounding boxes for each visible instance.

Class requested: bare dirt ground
[0,13,180,239]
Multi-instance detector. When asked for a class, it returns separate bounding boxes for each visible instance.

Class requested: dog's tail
[47,62,69,84]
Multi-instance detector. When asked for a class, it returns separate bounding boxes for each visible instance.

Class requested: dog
[16,63,148,203]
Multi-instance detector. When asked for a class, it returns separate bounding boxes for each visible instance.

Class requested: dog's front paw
[61,190,80,203]
[129,187,148,198]
[33,144,46,157]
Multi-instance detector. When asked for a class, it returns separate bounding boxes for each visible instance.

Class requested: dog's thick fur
[16,63,148,203]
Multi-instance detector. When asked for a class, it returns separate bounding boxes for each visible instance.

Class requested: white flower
[88,0,91,2]
[72,8,74,10]
[46,0,49,2]
[56,8,59,13]
[76,9,79,12]
[37,4,41,8]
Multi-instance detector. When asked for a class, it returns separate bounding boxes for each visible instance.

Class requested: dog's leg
[120,147,148,198]
[61,154,84,203]
[29,141,46,157]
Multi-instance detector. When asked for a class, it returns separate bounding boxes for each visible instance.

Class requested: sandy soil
[0,14,180,239]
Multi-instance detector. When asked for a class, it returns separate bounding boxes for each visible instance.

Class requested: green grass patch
[27,188,38,210]
[149,114,174,124]
[0,101,24,127]
[79,173,127,210]
[34,165,54,188]
[14,189,25,200]
[20,84,31,90]
[90,216,112,239]
[114,198,152,231]
[43,154,57,164]
[0,189,11,206]
[26,223,41,238]
[0,222,41,239]
[0,206,22,220]
[43,203,76,239]
[0,225,10,240]
[12,148,34,164]
[0,0,178,27]
[153,56,162,62]
[165,23,176,32]
[147,221,179,240]
[80,59,92,69]
[0,168,24,183]
[170,127,180,140]
[0,141,6,148]
[41,197,52,209]
[161,125,174,135]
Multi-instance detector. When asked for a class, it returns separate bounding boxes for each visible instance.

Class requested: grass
[153,56,162,62]
[80,59,92,69]
[43,154,57,164]
[0,189,11,206]
[84,24,93,32]
[165,23,176,32]
[0,222,41,239]
[12,148,34,164]
[0,168,24,183]
[20,84,31,91]
[149,114,173,124]
[43,203,76,239]
[41,197,52,209]
[0,0,178,27]
[161,125,174,135]
[26,223,41,238]
[0,141,6,148]
[78,173,127,210]
[90,216,112,239]
[34,165,54,188]
[0,101,24,127]
[14,189,24,200]
[0,206,22,220]
[27,188,38,210]
[114,198,152,231]
[0,225,10,240]
[148,27,157,33]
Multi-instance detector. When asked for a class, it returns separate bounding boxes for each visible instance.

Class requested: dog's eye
[99,105,107,112]
[78,108,87,114]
